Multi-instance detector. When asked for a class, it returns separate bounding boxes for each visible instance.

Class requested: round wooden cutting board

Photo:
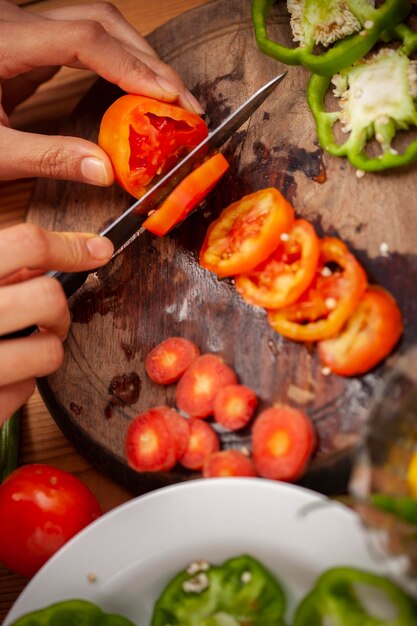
[29,0,417,495]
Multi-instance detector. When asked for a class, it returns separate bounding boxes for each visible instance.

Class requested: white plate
[5,478,383,625]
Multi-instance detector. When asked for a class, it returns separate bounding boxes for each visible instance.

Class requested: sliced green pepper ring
[307,24,417,172]
[9,599,136,626]
[251,0,411,76]
[293,567,417,625]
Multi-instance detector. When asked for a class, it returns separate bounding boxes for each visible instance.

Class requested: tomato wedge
[125,407,177,472]
[203,449,257,478]
[213,384,257,431]
[267,237,368,342]
[251,405,316,481]
[176,354,238,418]
[199,187,295,276]
[143,154,229,236]
[179,419,220,470]
[145,337,200,385]
[98,94,208,198]
[235,219,320,309]
[317,286,403,376]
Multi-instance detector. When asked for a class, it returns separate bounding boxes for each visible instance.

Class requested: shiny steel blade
[100,72,287,253]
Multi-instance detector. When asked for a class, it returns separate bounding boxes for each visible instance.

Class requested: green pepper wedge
[9,599,137,626]
[307,24,417,172]
[293,567,417,625]
[151,554,287,626]
[370,493,417,527]
[251,0,411,76]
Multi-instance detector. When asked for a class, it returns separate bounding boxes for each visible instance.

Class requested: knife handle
[0,270,91,340]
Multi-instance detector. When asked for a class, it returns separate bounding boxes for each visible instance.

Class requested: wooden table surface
[0,0,210,619]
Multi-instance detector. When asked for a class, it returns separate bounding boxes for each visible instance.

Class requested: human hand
[0,0,203,186]
[0,224,114,425]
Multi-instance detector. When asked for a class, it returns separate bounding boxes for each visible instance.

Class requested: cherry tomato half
[199,187,295,276]
[0,464,101,577]
[143,153,229,236]
[235,219,320,309]
[317,286,403,376]
[98,94,208,198]
[268,237,368,342]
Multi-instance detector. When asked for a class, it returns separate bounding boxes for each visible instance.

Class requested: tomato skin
[143,153,229,236]
[317,286,403,376]
[251,405,316,481]
[0,464,101,578]
[145,337,200,385]
[176,354,238,418]
[199,188,295,276]
[267,237,368,342]
[125,407,177,473]
[213,384,257,431]
[98,94,208,198]
[203,449,257,478]
[179,419,220,470]
[235,219,320,309]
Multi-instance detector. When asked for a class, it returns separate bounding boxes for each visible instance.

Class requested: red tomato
[251,405,316,481]
[125,407,177,473]
[176,354,238,418]
[98,94,208,198]
[145,337,200,385]
[317,286,403,376]
[179,419,220,470]
[267,237,367,342]
[203,449,257,478]
[235,219,320,309]
[143,153,229,236]
[0,464,101,577]
[161,406,191,460]
[199,187,295,276]
[213,384,257,431]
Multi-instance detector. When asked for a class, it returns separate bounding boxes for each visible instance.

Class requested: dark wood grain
[28,0,417,495]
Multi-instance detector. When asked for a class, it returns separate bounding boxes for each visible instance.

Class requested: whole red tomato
[0,464,101,577]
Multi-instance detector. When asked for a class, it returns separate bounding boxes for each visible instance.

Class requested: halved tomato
[145,337,200,385]
[179,419,220,470]
[203,449,257,478]
[235,219,320,309]
[143,153,229,236]
[267,237,368,342]
[125,407,177,472]
[199,188,295,277]
[317,286,403,376]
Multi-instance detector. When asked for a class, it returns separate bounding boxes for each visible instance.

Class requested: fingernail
[184,91,205,114]
[81,157,111,185]
[155,75,180,96]
[86,236,114,260]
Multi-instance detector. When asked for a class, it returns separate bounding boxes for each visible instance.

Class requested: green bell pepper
[9,599,137,626]
[307,24,417,172]
[293,567,417,625]
[151,554,287,626]
[251,0,411,76]
[370,493,417,526]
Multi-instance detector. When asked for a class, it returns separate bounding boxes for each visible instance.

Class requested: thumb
[0,126,114,185]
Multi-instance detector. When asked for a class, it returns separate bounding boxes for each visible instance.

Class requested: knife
[6,72,286,339]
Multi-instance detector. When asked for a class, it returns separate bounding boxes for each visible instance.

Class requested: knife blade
[6,72,286,339]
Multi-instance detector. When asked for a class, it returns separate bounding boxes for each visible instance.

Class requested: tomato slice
[176,354,238,418]
[317,286,403,376]
[162,407,191,460]
[199,188,295,276]
[203,449,257,478]
[213,384,257,431]
[251,405,316,481]
[125,407,177,472]
[98,94,208,198]
[267,237,368,342]
[143,153,229,236]
[145,337,200,385]
[235,219,320,309]
[179,419,220,470]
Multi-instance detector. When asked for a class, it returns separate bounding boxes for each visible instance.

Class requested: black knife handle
[0,269,91,340]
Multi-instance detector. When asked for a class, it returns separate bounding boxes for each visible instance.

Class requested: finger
[0,333,64,386]
[0,126,115,184]
[0,268,45,287]
[0,379,36,427]
[0,224,114,279]
[0,276,70,338]
[0,20,182,103]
